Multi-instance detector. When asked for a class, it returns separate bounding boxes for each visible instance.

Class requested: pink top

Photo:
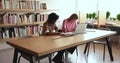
[62,19,77,32]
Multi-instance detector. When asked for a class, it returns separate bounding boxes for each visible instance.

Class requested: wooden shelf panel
[17,22,44,26]
[0,37,18,42]
[0,24,17,27]
[33,21,45,24]
[0,34,40,42]
[0,22,45,27]
[35,9,59,12]
[0,9,34,12]
[17,23,34,26]
[0,9,59,12]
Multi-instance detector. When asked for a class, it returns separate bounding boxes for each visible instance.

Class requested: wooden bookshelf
[0,0,58,42]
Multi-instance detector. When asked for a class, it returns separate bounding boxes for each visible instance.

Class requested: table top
[7,29,116,56]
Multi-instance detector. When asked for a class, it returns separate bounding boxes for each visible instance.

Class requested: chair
[106,25,120,48]
[17,36,52,63]
[76,47,78,56]
[118,36,120,48]
[83,23,97,56]
[86,23,97,29]
[64,46,78,57]
[92,40,106,61]
[84,27,111,61]
[18,52,52,63]
[61,47,78,63]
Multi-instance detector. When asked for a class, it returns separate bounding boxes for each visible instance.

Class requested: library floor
[0,38,120,63]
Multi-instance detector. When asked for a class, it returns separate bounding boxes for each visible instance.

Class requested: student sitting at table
[42,12,64,63]
[52,13,78,63]
[62,13,78,32]
[42,12,60,35]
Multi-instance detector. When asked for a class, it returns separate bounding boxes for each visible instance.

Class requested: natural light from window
[78,0,120,17]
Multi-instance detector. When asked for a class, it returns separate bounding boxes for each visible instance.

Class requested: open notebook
[61,23,87,36]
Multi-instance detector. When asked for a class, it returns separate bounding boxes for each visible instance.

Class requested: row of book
[0,25,43,39]
[0,0,47,10]
[0,13,48,24]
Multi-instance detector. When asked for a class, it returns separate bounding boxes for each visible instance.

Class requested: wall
[77,0,120,25]
[40,0,77,29]
[77,0,98,23]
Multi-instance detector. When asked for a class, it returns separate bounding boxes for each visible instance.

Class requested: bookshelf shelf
[0,22,45,27]
[0,24,17,27]
[17,22,45,26]
[0,34,39,42]
[0,9,35,12]
[33,21,45,25]
[0,37,18,42]
[35,9,59,12]
[0,9,59,12]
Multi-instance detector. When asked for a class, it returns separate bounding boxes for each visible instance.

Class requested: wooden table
[7,29,116,63]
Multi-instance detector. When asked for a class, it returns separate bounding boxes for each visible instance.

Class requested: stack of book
[1,25,42,39]
[0,0,47,10]
[0,13,48,24]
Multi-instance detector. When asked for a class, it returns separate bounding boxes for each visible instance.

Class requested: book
[0,0,2,9]
[35,1,40,10]
[14,28,19,37]
[8,28,15,38]
[0,14,2,24]
[40,3,47,9]
[0,31,2,39]
[37,13,40,22]
[1,0,5,9]
[5,0,10,9]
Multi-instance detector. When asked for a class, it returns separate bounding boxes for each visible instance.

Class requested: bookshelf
[0,0,58,42]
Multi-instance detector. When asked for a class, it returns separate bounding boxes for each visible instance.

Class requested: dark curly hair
[47,13,59,24]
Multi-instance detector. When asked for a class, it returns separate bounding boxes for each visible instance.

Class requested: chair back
[106,25,120,35]
[98,27,111,41]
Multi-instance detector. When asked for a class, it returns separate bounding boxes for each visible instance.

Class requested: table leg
[64,50,68,63]
[83,43,90,54]
[105,37,114,61]
[48,54,52,63]
[30,56,38,63]
[13,48,18,63]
